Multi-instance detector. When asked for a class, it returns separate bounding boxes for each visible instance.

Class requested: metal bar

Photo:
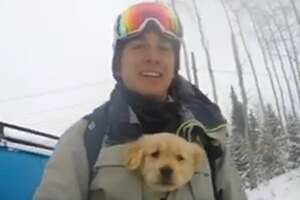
[0,121,59,140]
[3,136,55,151]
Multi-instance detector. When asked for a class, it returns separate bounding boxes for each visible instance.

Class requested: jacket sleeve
[215,143,248,200]
[33,120,90,200]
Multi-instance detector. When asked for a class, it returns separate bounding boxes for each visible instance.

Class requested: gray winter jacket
[34,119,247,200]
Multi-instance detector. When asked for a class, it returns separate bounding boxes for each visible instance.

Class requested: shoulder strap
[83,102,110,179]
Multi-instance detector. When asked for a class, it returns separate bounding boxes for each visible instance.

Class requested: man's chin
[138,90,167,101]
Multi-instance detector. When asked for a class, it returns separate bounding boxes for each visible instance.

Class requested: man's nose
[145,47,160,64]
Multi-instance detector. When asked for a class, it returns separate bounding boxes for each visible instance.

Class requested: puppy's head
[124,133,204,192]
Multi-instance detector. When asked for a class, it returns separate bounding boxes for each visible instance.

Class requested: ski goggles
[114,2,183,43]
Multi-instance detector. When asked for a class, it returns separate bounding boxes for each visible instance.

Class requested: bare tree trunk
[232,9,266,116]
[220,0,257,189]
[231,32,258,189]
[253,6,290,169]
[268,8,300,105]
[260,22,289,125]
[250,6,290,171]
[182,41,193,82]
[191,52,199,88]
[191,0,218,103]
[267,19,299,120]
[245,6,286,133]
[277,0,300,86]
[247,9,290,171]
[289,0,300,29]
[170,0,192,82]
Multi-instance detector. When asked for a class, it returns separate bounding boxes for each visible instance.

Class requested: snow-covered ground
[247,168,300,200]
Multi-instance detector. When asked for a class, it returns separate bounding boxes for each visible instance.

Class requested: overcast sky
[0,0,288,135]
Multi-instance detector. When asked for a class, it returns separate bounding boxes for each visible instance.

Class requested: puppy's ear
[191,143,205,170]
[124,140,144,170]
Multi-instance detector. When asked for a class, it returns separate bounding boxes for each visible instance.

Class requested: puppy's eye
[176,155,185,161]
[151,151,160,158]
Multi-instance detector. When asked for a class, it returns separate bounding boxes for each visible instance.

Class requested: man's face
[118,31,176,101]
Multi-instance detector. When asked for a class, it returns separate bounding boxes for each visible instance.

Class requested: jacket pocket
[190,154,216,200]
[89,144,142,200]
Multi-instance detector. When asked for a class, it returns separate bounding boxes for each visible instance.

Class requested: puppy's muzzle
[160,166,173,184]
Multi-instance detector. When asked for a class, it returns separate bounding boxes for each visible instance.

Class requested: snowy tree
[287,114,300,170]
[229,86,250,186]
[259,104,286,181]
[248,110,266,184]
[248,110,259,149]
[230,86,245,136]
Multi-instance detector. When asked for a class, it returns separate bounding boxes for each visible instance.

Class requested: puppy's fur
[124,133,204,192]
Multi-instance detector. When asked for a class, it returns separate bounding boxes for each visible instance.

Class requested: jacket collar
[104,75,226,145]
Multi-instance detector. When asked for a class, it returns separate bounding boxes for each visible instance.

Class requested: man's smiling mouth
[140,71,162,78]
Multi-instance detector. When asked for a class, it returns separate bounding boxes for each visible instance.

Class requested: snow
[247,168,300,200]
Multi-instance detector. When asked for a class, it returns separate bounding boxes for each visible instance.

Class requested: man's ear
[124,140,144,170]
[191,143,205,170]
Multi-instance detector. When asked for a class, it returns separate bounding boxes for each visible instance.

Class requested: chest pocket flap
[89,144,142,200]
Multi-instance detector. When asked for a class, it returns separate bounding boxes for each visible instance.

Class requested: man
[34,2,247,200]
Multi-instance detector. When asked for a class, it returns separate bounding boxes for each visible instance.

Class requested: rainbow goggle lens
[114,2,183,42]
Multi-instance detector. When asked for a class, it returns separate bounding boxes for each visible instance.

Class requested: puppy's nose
[160,166,173,180]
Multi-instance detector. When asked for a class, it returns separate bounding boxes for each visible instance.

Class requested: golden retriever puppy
[124,133,204,192]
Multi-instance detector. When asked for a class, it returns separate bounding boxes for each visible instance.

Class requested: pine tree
[230,86,245,136]
[248,110,264,184]
[287,114,300,169]
[259,104,286,180]
[248,110,259,150]
[229,86,249,187]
